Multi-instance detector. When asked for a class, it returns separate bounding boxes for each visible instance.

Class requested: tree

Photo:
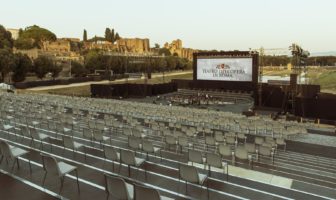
[71,61,87,77]
[0,25,13,49]
[158,48,171,56]
[84,50,104,73]
[14,38,35,49]
[115,32,120,41]
[111,29,115,43]
[50,64,63,79]
[83,29,87,41]
[12,53,32,82]
[0,49,15,82]
[166,56,177,71]
[154,43,160,48]
[105,28,111,42]
[15,25,56,49]
[34,55,54,79]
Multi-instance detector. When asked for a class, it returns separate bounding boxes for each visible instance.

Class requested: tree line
[0,49,63,82]
[261,55,336,67]
[82,50,192,75]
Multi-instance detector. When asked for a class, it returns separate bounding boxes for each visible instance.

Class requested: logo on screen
[216,63,230,69]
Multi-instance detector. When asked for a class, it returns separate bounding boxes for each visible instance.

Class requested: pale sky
[1,0,335,52]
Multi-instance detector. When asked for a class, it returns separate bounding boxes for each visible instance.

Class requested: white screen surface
[197,57,253,81]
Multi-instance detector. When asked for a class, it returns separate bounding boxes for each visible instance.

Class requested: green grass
[310,70,336,90]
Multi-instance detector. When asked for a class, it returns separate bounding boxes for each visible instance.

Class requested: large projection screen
[197,57,253,81]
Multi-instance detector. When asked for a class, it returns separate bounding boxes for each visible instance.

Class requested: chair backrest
[165,135,176,145]
[265,137,274,143]
[218,144,231,157]
[41,154,60,176]
[62,136,74,149]
[132,129,142,138]
[179,164,199,183]
[226,136,236,144]
[83,128,92,139]
[237,133,246,139]
[235,147,248,160]
[104,174,131,200]
[93,129,103,140]
[104,146,119,161]
[188,149,203,164]
[259,146,272,156]
[142,140,154,153]
[178,136,188,146]
[276,138,285,144]
[206,153,222,168]
[128,136,141,150]
[29,127,39,139]
[134,184,161,200]
[205,136,215,145]
[21,126,31,137]
[0,140,12,158]
[174,131,183,138]
[215,132,224,142]
[244,143,256,153]
[121,149,136,166]
[255,137,264,145]
[123,128,132,136]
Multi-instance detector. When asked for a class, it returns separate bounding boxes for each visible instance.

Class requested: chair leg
[28,160,32,173]
[59,176,65,194]
[11,159,17,170]
[118,162,121,174]
[84,147,87,160]
[185,181,188,194]
[226,165,229,181]
[207,179,209,200]
[102,159,106,170]
[160,150,162,162]
[128,165,130,177]
[75,169,80,192]
[42,172,47,186]
[16,158,20,169]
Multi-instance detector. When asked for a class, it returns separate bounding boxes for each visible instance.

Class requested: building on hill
[61,38,80,42]
[42,39,72,52]
[13,48,41,60]
[117,38,150,53]
[6,28,20,40]
[164,39,197,60]
[83,40,118,51]
[14,47,83,62]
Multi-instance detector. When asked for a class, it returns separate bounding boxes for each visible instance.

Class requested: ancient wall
[42,39,71,52]
[7,28,20,40]
[117,38,150,53]
[83,41,117,51]
[13,48,41,60]
[164,39,196,60]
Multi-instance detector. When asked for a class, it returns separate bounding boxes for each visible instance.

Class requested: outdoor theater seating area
[0,92,336,200]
